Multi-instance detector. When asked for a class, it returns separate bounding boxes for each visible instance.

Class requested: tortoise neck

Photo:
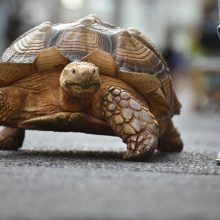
[60,89,93,111]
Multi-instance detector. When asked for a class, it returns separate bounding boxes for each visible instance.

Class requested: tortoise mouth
[62,80,100,98]
[64,80,100,89]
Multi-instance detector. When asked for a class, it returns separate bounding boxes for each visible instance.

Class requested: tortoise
[0,14,183,160]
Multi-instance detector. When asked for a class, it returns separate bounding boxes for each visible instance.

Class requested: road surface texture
[0,89,220,220]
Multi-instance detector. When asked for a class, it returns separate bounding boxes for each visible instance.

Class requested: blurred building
[199,0,220,54]
[0,0,203,54]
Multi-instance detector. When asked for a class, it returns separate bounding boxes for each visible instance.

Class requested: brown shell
[0,14,181,117]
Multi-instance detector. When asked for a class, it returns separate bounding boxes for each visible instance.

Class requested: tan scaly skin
[0,62,183,160]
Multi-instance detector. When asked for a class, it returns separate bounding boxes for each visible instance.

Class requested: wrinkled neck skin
[60,88,94,111]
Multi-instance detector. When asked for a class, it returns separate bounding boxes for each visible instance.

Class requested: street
[0,90,220,220]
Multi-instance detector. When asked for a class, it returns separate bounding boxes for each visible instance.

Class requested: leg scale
[101,87,159,160]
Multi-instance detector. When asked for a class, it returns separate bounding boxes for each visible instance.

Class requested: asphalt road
[0,91,220,220]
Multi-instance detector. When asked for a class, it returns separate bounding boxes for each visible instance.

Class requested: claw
[123,150,135,159]
[123,149,146,161]
[134,150,141,156]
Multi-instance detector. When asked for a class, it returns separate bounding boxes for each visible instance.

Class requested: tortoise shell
[0,14,181,118]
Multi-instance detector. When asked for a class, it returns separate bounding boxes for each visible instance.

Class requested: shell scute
[1,21,53,63]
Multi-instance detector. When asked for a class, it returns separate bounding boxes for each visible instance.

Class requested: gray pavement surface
[0,91,220,220]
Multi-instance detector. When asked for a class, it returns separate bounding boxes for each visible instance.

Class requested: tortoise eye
[93,69,96,74]
[72,69,75,74]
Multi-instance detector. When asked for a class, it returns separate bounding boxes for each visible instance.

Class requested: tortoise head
[60,61,100,99]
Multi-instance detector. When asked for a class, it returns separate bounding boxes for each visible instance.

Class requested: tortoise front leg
[101,87,159,160]
[0,127,25,150]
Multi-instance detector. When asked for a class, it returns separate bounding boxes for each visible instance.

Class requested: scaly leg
[101,87,159,160]
[0,127,25,150]
[157,120,183,152]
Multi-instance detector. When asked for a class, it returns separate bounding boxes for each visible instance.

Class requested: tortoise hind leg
[101,87,159,160]
[157,120,183,152]
[0,127,25,150]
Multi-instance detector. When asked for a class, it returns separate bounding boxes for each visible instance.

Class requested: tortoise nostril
[72,69,75,74]
[93,69,96,74]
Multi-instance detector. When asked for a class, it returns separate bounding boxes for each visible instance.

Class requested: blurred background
[0,0,220,112]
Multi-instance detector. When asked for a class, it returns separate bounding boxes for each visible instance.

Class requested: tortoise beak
[64,80,100,89]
